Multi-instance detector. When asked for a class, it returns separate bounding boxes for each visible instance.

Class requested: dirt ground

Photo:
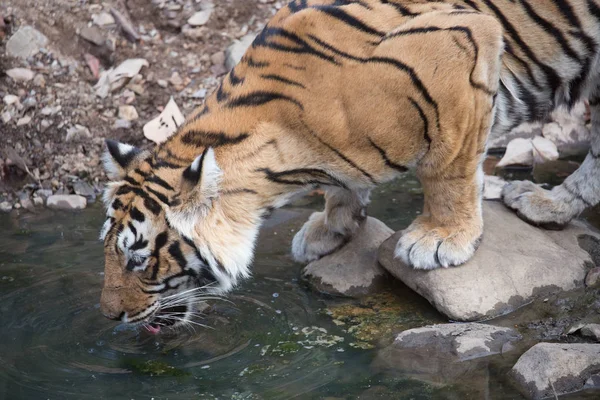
[0,0,278,207]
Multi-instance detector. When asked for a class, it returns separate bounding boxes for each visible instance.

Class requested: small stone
[79,26,106,46]
[16,116,31,126]
[188,9,212,26]
[46,195,87,210]
[33,74,46,87]
[191,88,207,99]
[532,136,559,164]
[6,68,35,82]
[18,192,34,211]
[33,197,44,207]
[497,138,534,167]
[118,105,139,121]
[92,12,115,26]
[36,189,53,200]
[225,33,257,70]
[6,26,49,59]
[113,119,132,129]
[0,202,12,213]
[66,124,92,141]
[73,181,96,203]
[585,267,600,287]
[182,25,207,40]
[1,112,11,124]
[41,106,61,116]
[169,72,183,88]
[157,79,168,88]
[3,95,19,105]
[210,51,225,66]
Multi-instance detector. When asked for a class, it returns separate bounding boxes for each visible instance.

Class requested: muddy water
[0,174,598,399]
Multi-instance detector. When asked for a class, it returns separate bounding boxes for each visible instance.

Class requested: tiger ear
[167,148,221,238]
[102,140,146,180]
[180,147,221,200]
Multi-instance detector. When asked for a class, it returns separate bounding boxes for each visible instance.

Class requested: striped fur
[100,0,600,328]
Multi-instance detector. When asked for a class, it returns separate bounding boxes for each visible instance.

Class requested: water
[0,175,597,399]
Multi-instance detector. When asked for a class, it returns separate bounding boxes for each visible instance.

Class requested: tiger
[99,0,600,331]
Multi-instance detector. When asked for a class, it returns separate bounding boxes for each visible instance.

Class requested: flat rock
[79,26,105,46]
[511,343,600,399]
[188,10,212,26]
[72,181,96,203]
[392,323,521,361]
[47,195,87,210]
[378,201,600,321]
[6,26,48,59]
[586,267,600,287]
[302,217,393,297]
[6,68,35,82]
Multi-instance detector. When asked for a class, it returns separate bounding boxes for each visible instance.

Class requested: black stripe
[257,167,348,188]
[146,175,174,191]
[222,188,259,195]
[150,232,169,280]
[130,206,145,222]
[133,168,149,178]
[313,6,385,36]
[227,91,304,110]
[588,0,600,23]
[181,130,249,147]
[168,241,188,270]
[129,235,149,251]
[147,187,170,206]
[408,97,431,144]
[127,221,137,236]
[368,138,408,173]
[105,140,141,169]
[252,27,340,65]
[229,68,244,86]
[112,198,123,210]
[283,63,306,71]
[300,120,377,184]
[308,34,364,61]
[123,176,139,186]
[260,74,306,88]
[380,0,419,16]
[246,56,270,68]
[144,196,162,215]
[482,0,561,93]
[462,0,481,11]
[216,84,229,102]
[288,0,308,13]
[519,0,580,62]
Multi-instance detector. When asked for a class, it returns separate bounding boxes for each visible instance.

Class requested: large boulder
[511,343,600,399]
[302,217,393,297]
[378,201,600,321]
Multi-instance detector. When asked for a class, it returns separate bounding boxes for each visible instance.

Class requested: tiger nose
[100,289,125,321]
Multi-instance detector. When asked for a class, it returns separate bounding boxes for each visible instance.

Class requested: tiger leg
[292,187,370,263]
[502,99,600,228]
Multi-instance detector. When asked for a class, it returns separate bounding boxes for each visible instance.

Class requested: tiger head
[99,140,256,333]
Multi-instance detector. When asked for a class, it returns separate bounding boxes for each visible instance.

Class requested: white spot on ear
[102,150,121,181]
[118,143,137,156]
[190,154,202,173]
[200,147,222,199]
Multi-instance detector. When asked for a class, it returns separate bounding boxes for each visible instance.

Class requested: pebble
[188,10,212,26]
[210,51,225,66]
[169,72,183,87]
[0,202,12,213]
[6,68,35,82]
[6,26,48,59]
[41,106,61,116]
[73,181,96,202]
[586,267,600,287]
[66,124,92,141]
[3,95,19,106]
[118,105,139,121]
[79,26,106,46]
[92,12,116,26]
[191,88,207,99]
[16,116,32,126]
[47,195,87,210]
[33,74,46,87]
[157,79,168,88]
[113,119,132,129]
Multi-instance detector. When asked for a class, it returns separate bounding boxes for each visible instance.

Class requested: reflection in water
[0,176,597,399]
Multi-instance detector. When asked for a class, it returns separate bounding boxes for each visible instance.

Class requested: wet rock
[225,33,257,70]
[188,9,212,26]
[497,138,534,167]
[6,26,48,59]
[79,26,106,46]
[531,136,559,164]
[143,97,185,144]
[585,374,600,389]
[47,195,87,210]
[6,68,35,82]
[32,196,44,207]
[483,175,506,200]
[118,105,138,121]
[18,192,34,211]
[302,217,393,297]
[586,267,600,287]
[72,181,96,203]
[511,343,600,399]
[0,202,12,213]
[568,323,600,342]
[392,323,521,361]
[378,201,600,321]
[35,189,53,200]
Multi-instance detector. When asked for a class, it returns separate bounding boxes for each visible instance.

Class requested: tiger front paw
[394,217,482,270]
[292,212,351,263]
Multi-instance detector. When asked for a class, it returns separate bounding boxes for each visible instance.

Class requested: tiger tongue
[144,323,161,334]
